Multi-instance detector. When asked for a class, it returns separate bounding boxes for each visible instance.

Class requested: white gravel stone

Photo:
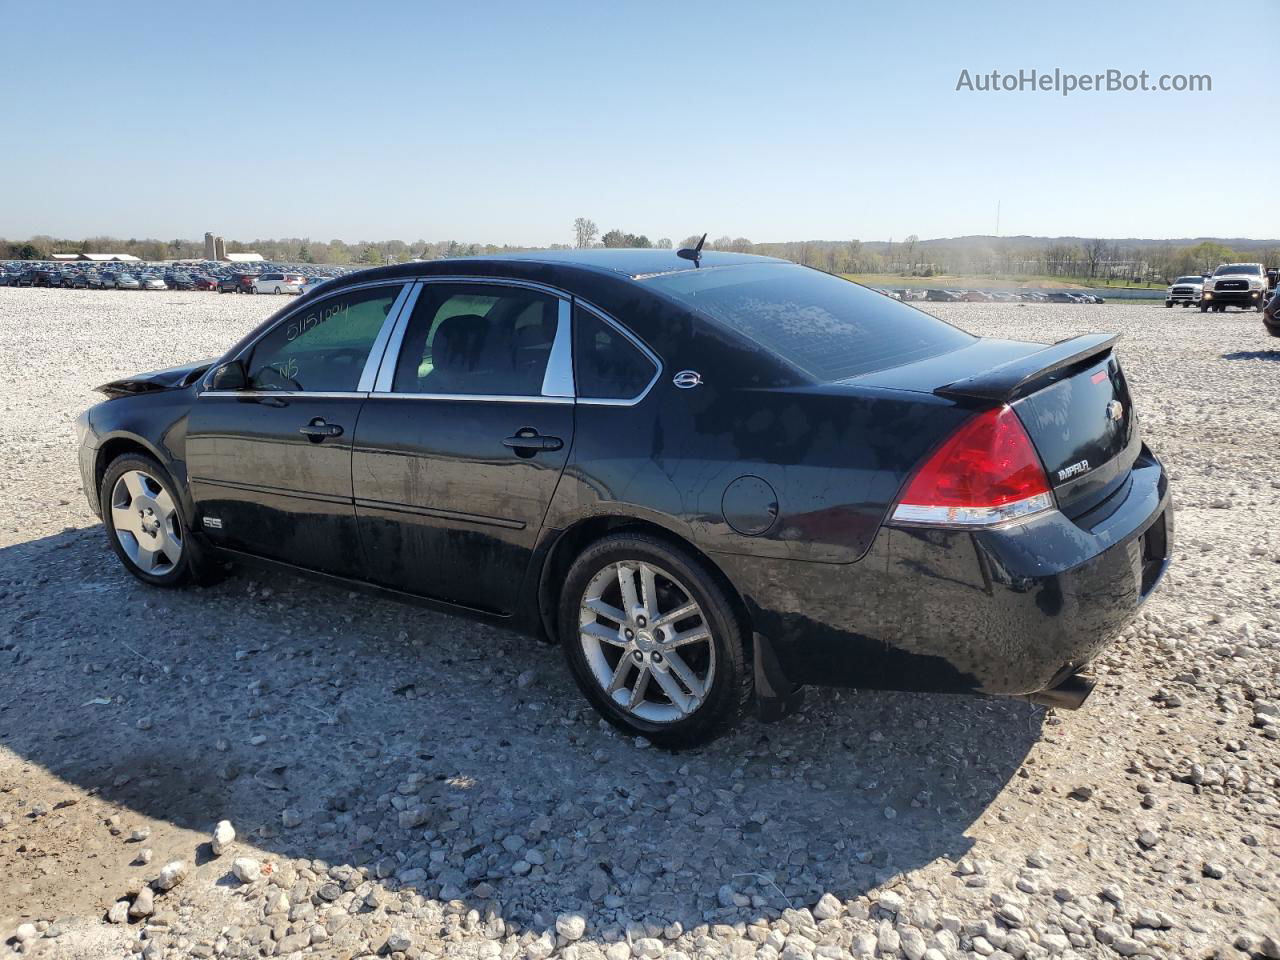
[210,819,235,856]
[231,857,261,883]
[557,913,587,941]
[812,892,843,920]
[155,860,189,891]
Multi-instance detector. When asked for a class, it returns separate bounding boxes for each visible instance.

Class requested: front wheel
[100,454,194,587]
[558,532,751,748]
[1165,301,1173,308]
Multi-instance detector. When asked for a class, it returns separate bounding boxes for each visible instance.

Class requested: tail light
[891,405,1054,527]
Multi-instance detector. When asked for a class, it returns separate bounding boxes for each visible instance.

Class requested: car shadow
[1221,349,1280,361]
[0,525,1043,934]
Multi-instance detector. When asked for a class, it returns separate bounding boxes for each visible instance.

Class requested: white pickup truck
[1200,263,1268,312]
[1164,276,1204,307]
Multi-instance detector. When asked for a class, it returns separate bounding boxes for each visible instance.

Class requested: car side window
[573,306,657,400]
[391,283,559,396]
[245,285,401,392]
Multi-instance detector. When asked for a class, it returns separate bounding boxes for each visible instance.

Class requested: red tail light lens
[892,405,1054,527]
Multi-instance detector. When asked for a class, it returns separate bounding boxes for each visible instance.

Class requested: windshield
[1174,277,1202,284]
[644,263,974,381]
[1214,264,1261,276]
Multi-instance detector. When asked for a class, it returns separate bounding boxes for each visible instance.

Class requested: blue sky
[5,0,1276,244]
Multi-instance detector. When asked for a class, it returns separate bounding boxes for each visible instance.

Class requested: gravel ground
[1,288,1278,960]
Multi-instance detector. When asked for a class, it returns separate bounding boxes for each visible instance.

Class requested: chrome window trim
[541,299,574,398]
[365,393,574,405]
[571,298,663,407]
[370,276,574,402]
[356,283,415,392]
[371,282,423,393]
[198,279,411,395]
[200,391,369,399]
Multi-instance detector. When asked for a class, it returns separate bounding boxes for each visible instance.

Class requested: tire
[273,286,281,294]
[100,454,200,588]
[558,532,751,748]
[1164,301,1173,308]
[1199,304,1209,312]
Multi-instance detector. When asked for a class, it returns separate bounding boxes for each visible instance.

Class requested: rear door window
[573,306,657,400]
[645,263,973,381]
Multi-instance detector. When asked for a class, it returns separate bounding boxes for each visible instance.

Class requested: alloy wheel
[578,561,715,723]
[110,470,183,575]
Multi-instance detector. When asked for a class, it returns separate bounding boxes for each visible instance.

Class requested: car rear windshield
[644,263,973,381]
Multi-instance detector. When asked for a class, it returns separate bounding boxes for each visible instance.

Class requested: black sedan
[75,249,1172,746]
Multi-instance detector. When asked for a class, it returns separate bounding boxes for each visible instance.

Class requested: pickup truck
[1200,263,1267,312]
[1165,276,1203,307]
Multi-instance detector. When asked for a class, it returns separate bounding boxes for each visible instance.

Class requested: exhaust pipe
[1024,674,1095,710]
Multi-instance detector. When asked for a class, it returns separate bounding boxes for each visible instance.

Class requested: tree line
[5,225,1275,284]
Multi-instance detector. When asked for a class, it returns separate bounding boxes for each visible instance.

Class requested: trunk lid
[851,334,1141,519]
[1010,351,1140,518]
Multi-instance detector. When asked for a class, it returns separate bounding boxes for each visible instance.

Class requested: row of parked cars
[885,288,1105,304]
[0,262,346,295]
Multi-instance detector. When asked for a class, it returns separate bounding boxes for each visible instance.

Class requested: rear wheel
[274,286,282,294]
[558,532,751,748]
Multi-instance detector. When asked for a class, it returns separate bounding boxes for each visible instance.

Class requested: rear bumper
[716,449,1172,698]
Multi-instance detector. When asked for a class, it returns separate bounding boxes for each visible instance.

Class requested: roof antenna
[677,233,707,267]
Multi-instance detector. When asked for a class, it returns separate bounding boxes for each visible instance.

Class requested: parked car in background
[1165,276,1204,307]
[84,273,106,290]
[191,275,218,291]
[1201,263,1267,312]
[141,276,167,291]
[217,273,256,294]
[165,273,195,290]
[297,276,332,297]
[1264,289,1280,337]
[925,289,960,302]
[251,272,305,295]
[115,274,141,290]
[76,249,1171,745]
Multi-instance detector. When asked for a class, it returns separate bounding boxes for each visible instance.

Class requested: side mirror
[209,359,248,391]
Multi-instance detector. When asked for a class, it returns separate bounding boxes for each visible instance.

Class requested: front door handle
[299,418,344,441]
[502,429,563,454]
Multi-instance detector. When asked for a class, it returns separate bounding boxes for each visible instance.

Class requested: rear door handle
[299,418,344,440]
[502,430,563,453]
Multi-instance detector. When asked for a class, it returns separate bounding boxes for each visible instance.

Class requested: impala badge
[1106,400,1124,421]
[1057,460,1091,482]
[673,370,703,389]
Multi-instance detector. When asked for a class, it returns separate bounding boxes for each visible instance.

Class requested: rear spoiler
[934,333,1119,403]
